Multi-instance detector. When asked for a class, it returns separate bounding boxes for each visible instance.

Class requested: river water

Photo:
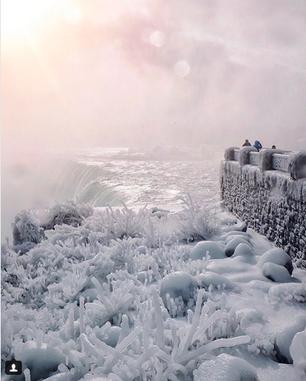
[2,146,223,240]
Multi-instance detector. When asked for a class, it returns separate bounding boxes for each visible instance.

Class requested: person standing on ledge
[254,140,263,151]
[242,139,251,147]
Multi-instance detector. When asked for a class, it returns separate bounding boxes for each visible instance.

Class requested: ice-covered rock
[275,316,306,363]
[190,241,225,260]
[197,272,235,290]
[262,262,292,283]
[224,231,251,239]
[225,237,250,257]
[290,329,306,375]
[15,341,65,381]
[258,248,293,274]
[194,353,257,381]
[160,271,197,316]
[232,243,255,263]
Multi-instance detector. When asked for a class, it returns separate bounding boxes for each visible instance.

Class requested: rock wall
[221,159,306,267]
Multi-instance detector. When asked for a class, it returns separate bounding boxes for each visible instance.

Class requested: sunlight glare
[2,0,49,40]
[1,0,83,42]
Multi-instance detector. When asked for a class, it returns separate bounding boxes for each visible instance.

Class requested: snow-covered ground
[2,147,306,381]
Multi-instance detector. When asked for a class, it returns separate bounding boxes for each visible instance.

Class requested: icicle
[24,368,31,381]
[79,296,85,335]
[171,327,179,359]
[194,309,225,343]
[80,333,102,360]
[66,304,75,340]
[154,345,171,363]
[152,290,165,350]
[36,330,43,348]
[91,277,113,310]
[118,314,129,344]
[187,309,193,324]
[181,289,204,353]
[116,327,141,353]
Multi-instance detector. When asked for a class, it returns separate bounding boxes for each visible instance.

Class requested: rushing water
[2,146,222,240]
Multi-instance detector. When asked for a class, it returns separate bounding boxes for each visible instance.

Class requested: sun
[2,0,49,41]
[1,0,82,42]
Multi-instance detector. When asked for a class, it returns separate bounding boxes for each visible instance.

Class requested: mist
[2,0,306,239]
[2,0,306,155]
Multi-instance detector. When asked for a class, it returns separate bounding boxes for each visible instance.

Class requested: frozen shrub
[43,202,93,230]
[83,206,150,244]
[179,195,221,242]
[13,210,44,250]
[2,195,305,380]
[160,271,198,316]
[108,239,137,273]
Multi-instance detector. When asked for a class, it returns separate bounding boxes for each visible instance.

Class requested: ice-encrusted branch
[177,335,251,365]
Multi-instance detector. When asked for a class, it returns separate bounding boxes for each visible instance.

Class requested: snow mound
[197,272,235,290]
[160,271,197,316]
[275,316,306,363]
[232,243,255,263]
[225,237,250,257]
[194,353,257,381]
[190,241,225,260]
[258,248,293,274]
[262,262,293,283]
[290,330,306,375]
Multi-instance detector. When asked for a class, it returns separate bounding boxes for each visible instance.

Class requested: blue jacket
[254,140,262,151]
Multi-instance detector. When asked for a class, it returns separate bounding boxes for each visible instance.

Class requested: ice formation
[2,201,306,381]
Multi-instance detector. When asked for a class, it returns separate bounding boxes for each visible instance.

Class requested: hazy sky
[2,0,306,153]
